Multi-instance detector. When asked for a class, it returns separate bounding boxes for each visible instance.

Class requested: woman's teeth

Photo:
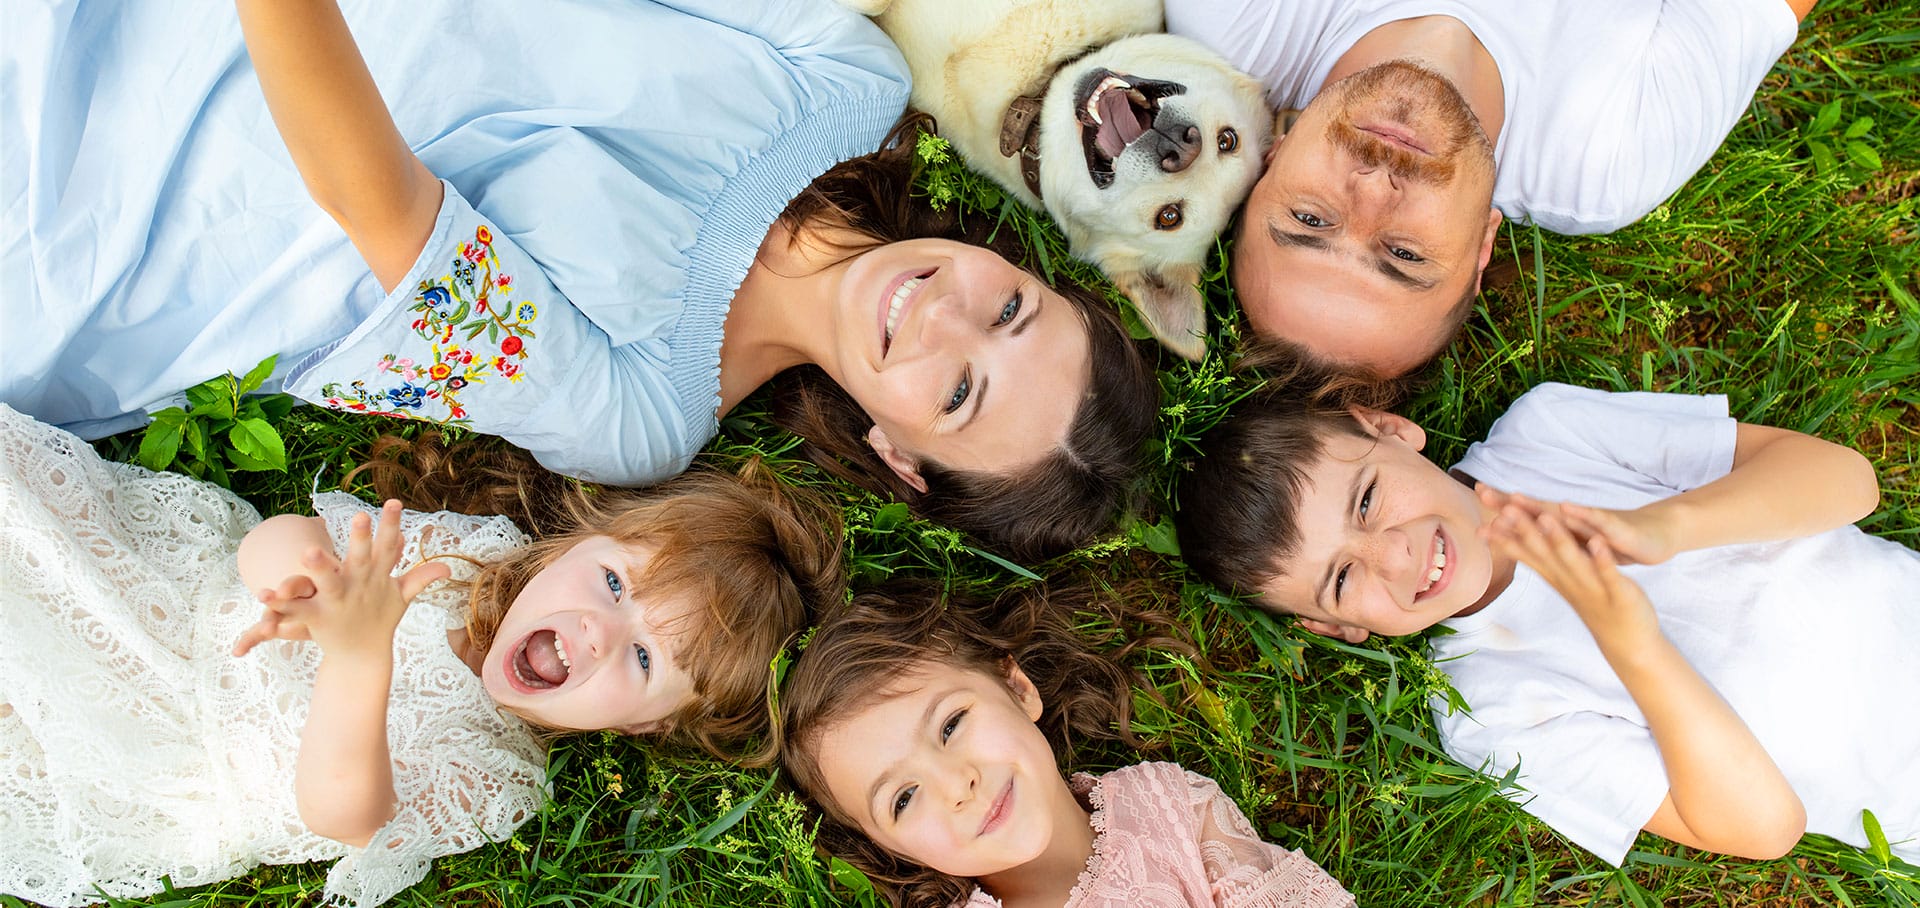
[885,276,924,341]
[1419,535,1448,592]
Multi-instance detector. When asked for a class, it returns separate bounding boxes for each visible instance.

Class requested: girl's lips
[977,778,1015,837]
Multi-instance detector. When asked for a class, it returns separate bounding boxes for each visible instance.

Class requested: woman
[1,0,1155,559]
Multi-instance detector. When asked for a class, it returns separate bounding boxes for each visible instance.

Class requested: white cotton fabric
[0,404,548,906]
[1167,0,1799,233]
[1431,383,1920,865]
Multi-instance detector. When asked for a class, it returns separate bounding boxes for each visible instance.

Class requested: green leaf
[828,857,878,902]
[184,378,226,411]
[1133,516,1182,556]
[1807,139,1837,173]
[137,409,188,471]
[1862,808,1892,864]
[228,418,288,472]
[1843,116,1874,139]
[692,775,773,845]
[185,419,211,459]
[237,355,278,394]
[257,394,297,421]
[1809,98,1843,136]
[960,544,1042,580]
[1844,140,1882,172]
[870,501,910,532]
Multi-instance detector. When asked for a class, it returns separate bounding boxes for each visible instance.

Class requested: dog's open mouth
[1074,68,1185,189]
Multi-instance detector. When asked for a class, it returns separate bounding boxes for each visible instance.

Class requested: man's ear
[1296,617,1371,644]
[1346,406,1428,451]
[1003,659,1044,722]
[1473,208,1503,293]
[865,424,928,494]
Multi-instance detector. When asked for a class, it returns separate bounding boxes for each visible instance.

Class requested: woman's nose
[913,293,978,353]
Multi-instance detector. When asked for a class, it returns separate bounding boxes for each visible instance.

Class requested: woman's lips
[878,269,933,359]
[977,778,1015,837]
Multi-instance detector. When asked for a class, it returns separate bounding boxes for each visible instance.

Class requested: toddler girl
[0,405,841,907]
[778,582,1355,908]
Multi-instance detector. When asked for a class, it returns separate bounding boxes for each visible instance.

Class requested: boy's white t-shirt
[1166,0,1799,233]
[1433,383,1920,865]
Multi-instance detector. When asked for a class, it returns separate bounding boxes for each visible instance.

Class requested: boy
[1176,382,1919,866]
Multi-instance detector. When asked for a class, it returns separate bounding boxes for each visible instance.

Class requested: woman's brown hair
[776,579,1188,908]
[773,114,1159,563]
[350,431,844,764]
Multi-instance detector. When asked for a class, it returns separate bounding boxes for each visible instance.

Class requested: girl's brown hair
[777,579,1188,908]
[350,432,843,764]
[773,114,1159,563]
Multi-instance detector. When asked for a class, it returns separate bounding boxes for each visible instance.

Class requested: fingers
[371,499,406,571]
[397,560,452,601]
[232,613,280,657]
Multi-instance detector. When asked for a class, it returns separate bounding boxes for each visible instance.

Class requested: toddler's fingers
[232,612,282,657]
[397,561,452,601]
[371,499,406,570]
[342,510,375,571]
[271,573,317,603]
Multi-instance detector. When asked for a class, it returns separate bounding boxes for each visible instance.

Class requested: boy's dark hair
[1174,386,1369,604]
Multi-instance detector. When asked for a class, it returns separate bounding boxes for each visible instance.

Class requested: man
[1168,0,1815,378]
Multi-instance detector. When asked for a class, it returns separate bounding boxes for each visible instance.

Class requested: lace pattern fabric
[0,406,548,907]
[954,762,1354,908]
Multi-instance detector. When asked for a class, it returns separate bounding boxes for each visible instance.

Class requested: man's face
[1235,61,1501,377]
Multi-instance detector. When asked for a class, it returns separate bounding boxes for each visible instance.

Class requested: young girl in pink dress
[778,582,1356,908]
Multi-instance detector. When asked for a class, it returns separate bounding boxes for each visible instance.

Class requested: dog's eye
[1154,204,1184,231]
[1216,128,1238,153]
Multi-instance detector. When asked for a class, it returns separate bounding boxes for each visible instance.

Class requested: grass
[65,1,1918,906]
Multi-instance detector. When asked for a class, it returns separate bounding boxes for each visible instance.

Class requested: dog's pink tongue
[1096,91,1146,157]
[525,630,568,686]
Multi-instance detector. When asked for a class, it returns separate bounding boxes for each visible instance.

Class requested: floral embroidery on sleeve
[319,225,537,424]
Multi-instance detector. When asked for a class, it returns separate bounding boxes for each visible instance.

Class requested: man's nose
[1348,164,1398,207]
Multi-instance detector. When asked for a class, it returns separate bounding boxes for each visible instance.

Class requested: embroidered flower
[463,243,486,264]
[500,336,524,356]
[516,303,537,321]
[475,225,493,245]
[421,285,454,314]
[429,363,453,381]
[497,274,514,290]
[388,384,426,409]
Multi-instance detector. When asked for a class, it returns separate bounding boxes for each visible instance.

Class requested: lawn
[58,1,1918,906]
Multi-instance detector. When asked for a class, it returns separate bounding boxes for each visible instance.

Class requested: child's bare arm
[1483,422,1878,565]
[235,0,442,291]
[1487,508,1806,860]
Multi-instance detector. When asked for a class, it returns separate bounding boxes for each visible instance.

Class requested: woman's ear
[1346,406,1428,452]
[1296,617,1372,644]
[866,424,929,494]
[1002,659,1045,722]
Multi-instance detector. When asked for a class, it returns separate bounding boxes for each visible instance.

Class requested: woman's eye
[996,292,1022,326]
[944,372,971,414]
[1359,481,1376,520]
[634,644,651,674]
[1388,246,1424,263]
[604,568,623,598]
[1216,127,1239,153]
[941,709,966,742]
[1335,564,1351,603]
[892,786,916,819]
[1293,211,1327,228]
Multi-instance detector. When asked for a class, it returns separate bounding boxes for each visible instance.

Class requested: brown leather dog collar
[998,94,1045,200]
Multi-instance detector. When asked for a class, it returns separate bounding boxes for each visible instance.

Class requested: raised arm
[236,0,442,291]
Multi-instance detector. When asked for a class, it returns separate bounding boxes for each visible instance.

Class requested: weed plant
[59,1,1917,906]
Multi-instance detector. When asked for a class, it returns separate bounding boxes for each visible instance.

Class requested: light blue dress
[1,0,909,483]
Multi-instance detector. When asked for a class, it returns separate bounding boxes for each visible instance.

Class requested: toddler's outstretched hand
[235,501,449,661]
[1476,486,1679,565]
[1484,503,1661,651]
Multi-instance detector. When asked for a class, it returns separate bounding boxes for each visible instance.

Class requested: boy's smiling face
[1259,409,1512,642]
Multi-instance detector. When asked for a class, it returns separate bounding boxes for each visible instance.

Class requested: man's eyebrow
[1372,257,1439,291]
[865,691,950,818]
[1314,463,1369,608]
[1268,220,1330,252]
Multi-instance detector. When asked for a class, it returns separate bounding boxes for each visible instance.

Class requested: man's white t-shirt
[1167,0,1800,233]
[1428,383,1920,865]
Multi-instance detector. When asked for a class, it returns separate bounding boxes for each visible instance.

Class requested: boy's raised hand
[1484,503,1661,650]
[1476,486,1680,565]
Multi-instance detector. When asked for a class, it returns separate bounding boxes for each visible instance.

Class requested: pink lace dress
[953,762,1354,908]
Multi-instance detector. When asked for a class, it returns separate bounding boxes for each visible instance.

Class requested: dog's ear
[1112,264,1207,360]
[833,0,892,15]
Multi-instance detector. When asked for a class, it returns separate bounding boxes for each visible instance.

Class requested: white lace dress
[0,405,548,907]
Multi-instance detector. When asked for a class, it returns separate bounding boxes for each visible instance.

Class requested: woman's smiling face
[831,239,1092,490]
[481,536,697,733]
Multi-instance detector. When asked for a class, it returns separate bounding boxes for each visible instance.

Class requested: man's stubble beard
[1324,60,1494,187]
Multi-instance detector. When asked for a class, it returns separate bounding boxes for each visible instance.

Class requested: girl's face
[813,660,1074,881]
[481,536,697,732]
[831,239,1093,490]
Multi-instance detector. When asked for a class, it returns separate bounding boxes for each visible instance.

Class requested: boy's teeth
[885,276,923,340]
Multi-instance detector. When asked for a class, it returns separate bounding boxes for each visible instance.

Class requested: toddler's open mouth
[510,628,571,691]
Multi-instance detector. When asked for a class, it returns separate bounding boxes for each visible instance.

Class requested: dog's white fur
[851,0,1272,359]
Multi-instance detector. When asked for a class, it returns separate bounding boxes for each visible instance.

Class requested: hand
[239,501,451,661]
[1483,503,1661,652]
[1476,486,1679,565]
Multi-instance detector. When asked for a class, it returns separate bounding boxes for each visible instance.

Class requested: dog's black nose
[1155,124,1203,173]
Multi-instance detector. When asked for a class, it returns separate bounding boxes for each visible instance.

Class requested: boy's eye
[996,292,1021,326]
[634,644,651,674]
[944,372,971,414]
[892,785,916,819]
[1334,564,1351,603]
[1293,210,1328,228]
[941,709,966,742]
[604,568,623,598]
[1359,481,1376,520]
